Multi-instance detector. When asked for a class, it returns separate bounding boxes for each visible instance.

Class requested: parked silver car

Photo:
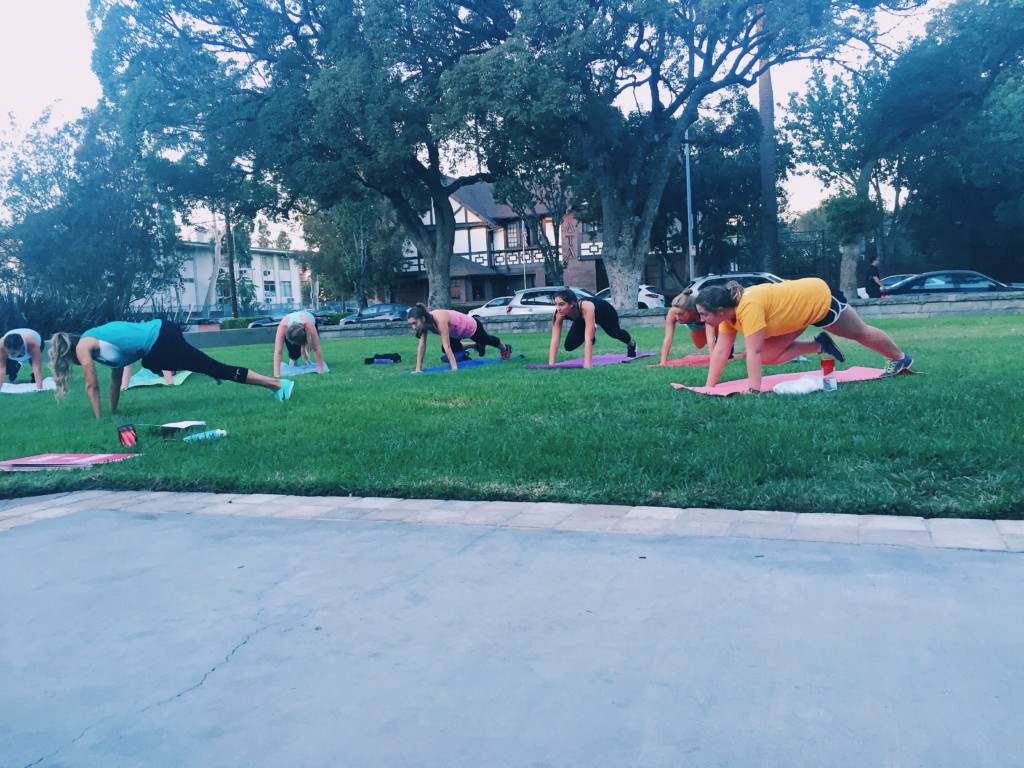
[468,296,513,318]
[502,286,596,315]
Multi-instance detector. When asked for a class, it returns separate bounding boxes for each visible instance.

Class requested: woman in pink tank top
[406,304,512,373]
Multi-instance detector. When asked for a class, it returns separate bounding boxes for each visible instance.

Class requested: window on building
[264,281,277,299]
[280,280,293,300]
[278,256,289,273]
[505,223,520,249]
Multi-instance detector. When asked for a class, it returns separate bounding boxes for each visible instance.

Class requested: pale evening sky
[0,0,940,214]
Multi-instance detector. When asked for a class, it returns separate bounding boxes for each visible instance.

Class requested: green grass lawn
[2,315,1022,518]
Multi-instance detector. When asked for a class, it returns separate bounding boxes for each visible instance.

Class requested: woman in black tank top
[549,288,636,369]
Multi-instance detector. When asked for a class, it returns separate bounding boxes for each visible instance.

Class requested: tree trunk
[597,141,677,310]
[388,186,455,309]
[758,64,779,273]
[224,206,239,318]
[203,212,222,312]
[839,241,860,298]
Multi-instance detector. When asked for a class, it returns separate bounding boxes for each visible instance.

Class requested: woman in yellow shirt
[695,278,912,393]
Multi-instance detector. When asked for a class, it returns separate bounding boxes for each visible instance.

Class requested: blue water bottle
[183,428,227,443]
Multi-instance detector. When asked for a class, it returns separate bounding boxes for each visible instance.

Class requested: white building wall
[131,242,309,317]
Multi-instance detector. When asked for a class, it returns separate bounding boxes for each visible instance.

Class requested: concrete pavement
[3,491,1024,767]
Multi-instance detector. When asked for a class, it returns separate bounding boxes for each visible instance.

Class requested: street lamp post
[684,129,696,281]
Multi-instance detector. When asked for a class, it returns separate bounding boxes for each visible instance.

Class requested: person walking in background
[1,328,45,389]
[549,288,637,369]
[695,278,913,393]
[865,257,883,298]
[50,319,294,418]
[656,291,728,365]
[406,304,512,373]
[273,310,325,376]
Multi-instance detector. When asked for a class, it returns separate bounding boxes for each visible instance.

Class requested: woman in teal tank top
[49,319,296,418]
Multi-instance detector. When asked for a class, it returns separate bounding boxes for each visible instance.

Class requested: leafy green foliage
[301,193,406,304]
[1,109,181,330]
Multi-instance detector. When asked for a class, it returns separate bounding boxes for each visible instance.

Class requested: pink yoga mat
[671,366,886,396]
[0,453,139,471]
[526,351,654,369]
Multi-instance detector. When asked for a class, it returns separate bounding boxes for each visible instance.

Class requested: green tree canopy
[302,193,406,305]
[452,0,924,307]
[1,108,180,330]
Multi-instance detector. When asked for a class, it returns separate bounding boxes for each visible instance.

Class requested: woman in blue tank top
[49,319,295,418]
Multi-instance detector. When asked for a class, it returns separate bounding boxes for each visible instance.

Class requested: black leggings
[564,299,632,351]
[449,319,503,353]
[141,321,249,383]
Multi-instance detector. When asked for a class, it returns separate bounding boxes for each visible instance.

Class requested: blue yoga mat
[126,370,192,388]
[281,361,330,376]
[405,355,524,375]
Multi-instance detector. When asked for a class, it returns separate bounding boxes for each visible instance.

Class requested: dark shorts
[812,293,849,329]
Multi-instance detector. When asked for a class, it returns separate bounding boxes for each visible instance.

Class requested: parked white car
[684,271,784,296]
[468,296,513,318]
[502,286,596,316]
[596,284,665,309]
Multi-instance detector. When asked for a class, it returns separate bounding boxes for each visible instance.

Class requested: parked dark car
[339,303,412,325]
[880,274,915,289]
[882,270,1022,297]
[247,310,331,328]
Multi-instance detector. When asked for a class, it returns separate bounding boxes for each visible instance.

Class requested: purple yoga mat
[525,352,654,369]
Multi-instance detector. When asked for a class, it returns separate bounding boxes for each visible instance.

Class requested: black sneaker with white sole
[814,332,845,363]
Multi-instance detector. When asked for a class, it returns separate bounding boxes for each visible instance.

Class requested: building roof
[450,255,501,277]
[451,182,550,227]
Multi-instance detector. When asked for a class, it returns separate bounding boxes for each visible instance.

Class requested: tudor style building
[391,182,680,305]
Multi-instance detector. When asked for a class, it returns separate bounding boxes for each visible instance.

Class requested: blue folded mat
[406,355,524,374]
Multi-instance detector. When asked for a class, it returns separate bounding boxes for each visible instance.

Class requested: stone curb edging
[3,491,1023,553]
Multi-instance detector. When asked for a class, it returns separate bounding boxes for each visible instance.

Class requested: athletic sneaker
[500,343,512,361]
[626,340,638,358]
[881,353,913,377]
[814,332,846,363]
[274,379,295,401]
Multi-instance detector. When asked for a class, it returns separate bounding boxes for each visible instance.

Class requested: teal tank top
[285,311,314,327]
[82,320,162,367]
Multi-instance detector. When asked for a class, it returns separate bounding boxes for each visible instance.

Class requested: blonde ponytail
[48,332,76,400]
